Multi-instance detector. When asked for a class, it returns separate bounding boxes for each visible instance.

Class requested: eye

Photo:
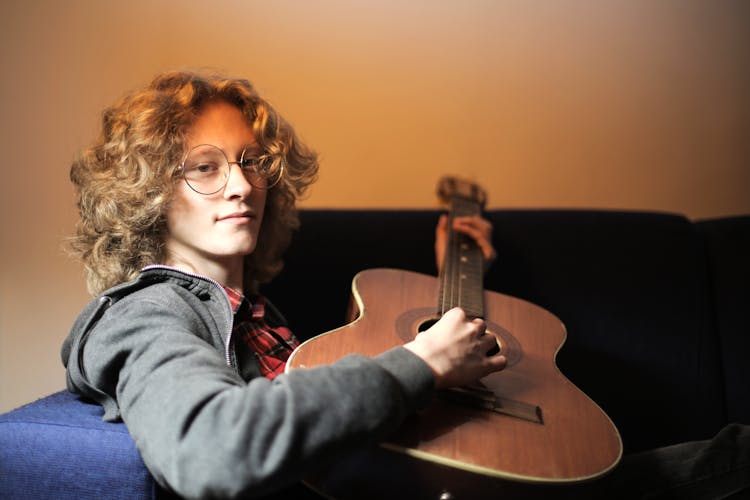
[186,161,221,177]
[239,157,258,170]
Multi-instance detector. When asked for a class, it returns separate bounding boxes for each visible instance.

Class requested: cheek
[165,189,205,236]
[258,191,268,219]
[252,189,268,225]
[165,192,187,227]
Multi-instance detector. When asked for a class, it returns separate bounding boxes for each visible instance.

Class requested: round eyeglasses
[176,144,284,195]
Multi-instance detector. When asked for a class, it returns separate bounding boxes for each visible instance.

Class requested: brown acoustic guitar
[287,177,622,499]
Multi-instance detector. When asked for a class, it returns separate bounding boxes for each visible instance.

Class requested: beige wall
[1,0,748,413]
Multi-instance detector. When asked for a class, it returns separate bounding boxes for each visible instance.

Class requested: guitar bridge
[438,386,544,425]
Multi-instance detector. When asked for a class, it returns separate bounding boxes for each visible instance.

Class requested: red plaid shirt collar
[224,286,264,319]
[224,286,299,380]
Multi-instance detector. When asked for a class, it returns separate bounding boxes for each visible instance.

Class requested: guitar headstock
[436,176,488,209]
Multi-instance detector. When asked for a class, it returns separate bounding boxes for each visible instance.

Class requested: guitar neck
[438,195,485,319]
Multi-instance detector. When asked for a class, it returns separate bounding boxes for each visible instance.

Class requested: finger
[435,215,448,243]
[437,214,449,232]
[486,354,508,372]
[435,215,450,273]
[444,307,467,323]
[454,218,497,266]
[479,331,498,351]
[474,352,507,380]
[461,231,496,263]
[471,318,487,336]
[453,215,492,234]
[452,218,492,245]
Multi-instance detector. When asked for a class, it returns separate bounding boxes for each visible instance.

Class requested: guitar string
[447,202,458,315]
[439,212,449,316]
[443,198,462,316]
[439,206,452,316]
[443,196,483,318]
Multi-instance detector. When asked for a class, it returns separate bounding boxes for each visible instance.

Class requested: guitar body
[288,268,622,498]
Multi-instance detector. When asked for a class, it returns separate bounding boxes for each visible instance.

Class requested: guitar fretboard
[438,195,485,319]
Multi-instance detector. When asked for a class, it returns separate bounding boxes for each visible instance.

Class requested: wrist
[404,339,444,389]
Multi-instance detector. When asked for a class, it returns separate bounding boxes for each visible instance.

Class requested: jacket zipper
[142,265,235,367]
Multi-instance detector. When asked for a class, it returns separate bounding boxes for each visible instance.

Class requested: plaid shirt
[224,287,299,380]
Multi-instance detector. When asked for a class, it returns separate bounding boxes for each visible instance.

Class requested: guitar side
[287,268,622,493]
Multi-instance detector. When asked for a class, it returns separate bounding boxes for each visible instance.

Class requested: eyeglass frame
[174,143,284,195]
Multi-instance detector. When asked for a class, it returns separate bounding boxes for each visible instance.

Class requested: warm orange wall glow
[1,0,748,412]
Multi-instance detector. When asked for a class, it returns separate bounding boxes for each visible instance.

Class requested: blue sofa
[2,209,748,499]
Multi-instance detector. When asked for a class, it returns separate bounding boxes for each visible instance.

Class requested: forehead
[186,100,256,151]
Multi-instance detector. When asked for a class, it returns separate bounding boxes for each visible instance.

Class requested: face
[165,100,267,282]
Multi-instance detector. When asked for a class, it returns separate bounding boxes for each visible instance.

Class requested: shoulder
[112,267,221,304]
[98,267,230,318]
[98,272,230,340]
[72,279,207,335]
[67,269,231,360]
[63,270,236,419]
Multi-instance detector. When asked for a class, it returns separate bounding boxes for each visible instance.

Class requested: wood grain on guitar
[287,176,622,499]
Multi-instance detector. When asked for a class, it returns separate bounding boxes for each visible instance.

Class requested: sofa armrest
[0,391,160,500]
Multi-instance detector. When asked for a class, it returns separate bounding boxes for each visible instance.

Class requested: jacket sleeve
[73,287,434,499]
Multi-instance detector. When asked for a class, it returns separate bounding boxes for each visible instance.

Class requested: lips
[217,211,254,222]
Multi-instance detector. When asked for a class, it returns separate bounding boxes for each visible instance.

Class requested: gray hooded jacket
[61,266,434,498]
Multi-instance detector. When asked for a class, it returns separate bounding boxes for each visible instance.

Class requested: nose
[222,162,254,199]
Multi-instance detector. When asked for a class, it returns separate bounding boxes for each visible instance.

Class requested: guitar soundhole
[486,331,502,356]
[397,308,520,365]
[417,317,439,333]
[416,318,502,357]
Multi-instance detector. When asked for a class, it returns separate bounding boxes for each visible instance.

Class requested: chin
[212,243,256,260]
[236,242,258,257]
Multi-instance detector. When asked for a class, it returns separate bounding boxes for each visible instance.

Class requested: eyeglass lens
[181,144,281,194]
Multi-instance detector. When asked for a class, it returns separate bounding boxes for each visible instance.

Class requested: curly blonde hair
[69,71,319,295]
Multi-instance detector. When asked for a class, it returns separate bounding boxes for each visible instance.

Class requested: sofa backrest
[697,216,750,426]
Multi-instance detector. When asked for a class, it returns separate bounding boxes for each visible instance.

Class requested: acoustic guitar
[287,177,622,499]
